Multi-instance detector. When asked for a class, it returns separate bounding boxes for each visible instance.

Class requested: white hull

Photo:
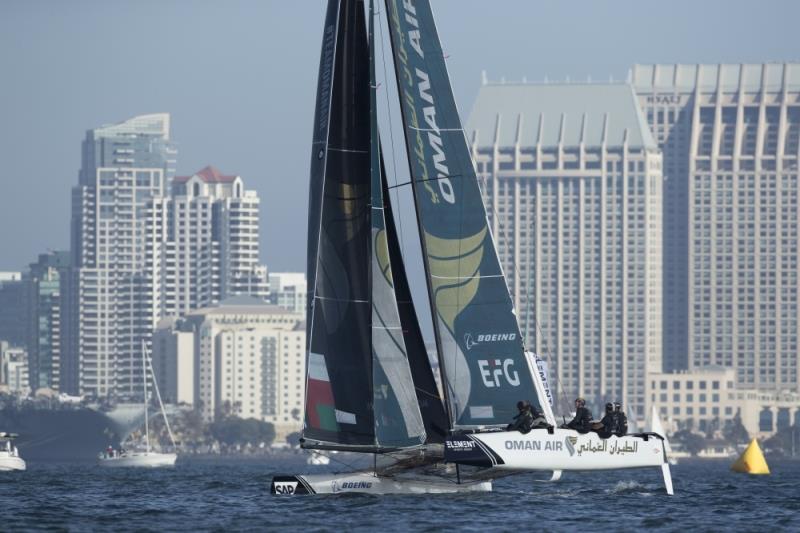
[446,429,673,494]
[0,455,26,472]
[98,452,177,468]
[271,471,491,495]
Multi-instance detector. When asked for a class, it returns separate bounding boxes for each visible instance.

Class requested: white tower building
[467,82,664,417]
[633,63,800,392]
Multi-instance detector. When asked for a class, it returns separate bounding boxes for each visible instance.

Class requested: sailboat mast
[146,344,178,448]
[141,340,150,454]
[381,0,454,428]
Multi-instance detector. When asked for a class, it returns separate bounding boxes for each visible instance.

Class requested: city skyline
[2,0,800,272]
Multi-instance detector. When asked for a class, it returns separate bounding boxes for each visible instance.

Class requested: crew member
[561,398,593,433]
[507,400,535,434]
[598,403,615,438]
[613,402,628,437]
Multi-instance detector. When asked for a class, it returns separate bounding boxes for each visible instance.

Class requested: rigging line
[327,147,369,153]
[386,173,466,190]
[314,295,370,303]
[430,274,504,279]
[376,5,406,258]
[475,174,570,415]
[408,126,464,132]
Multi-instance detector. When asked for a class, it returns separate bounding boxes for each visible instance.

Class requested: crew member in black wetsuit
[561,397,593,433]
[613,402,628,437]
[598,402,615,438]
[507,400,535,433]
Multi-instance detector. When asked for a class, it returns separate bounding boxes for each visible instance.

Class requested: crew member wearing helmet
[561,397,593,433]
[598,402,615,438]
[506,400,552,433]
[612,402,628,437]
[507,400,535,434]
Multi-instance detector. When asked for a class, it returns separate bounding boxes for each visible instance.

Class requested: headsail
[384,0,541,429]
[303,0,425,451]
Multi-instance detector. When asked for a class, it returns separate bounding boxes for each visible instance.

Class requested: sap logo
[446,440,476,450]
[340,481,372,489]
[464,333,516,350]
[478,359,520,388]
[273,482,298,495]
[645,95,683,105]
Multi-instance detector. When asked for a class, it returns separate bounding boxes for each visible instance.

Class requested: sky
[1,0,799,272]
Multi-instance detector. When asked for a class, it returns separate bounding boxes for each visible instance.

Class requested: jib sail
[303,0,425,451]
[384,0,540,429]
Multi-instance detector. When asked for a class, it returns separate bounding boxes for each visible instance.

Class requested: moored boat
[0,432,26,472]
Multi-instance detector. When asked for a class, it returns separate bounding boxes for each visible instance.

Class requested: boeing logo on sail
[401,0,455,205]
[464,332,517,350]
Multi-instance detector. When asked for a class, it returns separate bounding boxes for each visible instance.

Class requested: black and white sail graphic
[384,0,540,429]
[304,0,425,451]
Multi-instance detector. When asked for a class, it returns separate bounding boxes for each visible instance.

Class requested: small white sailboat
[99,342,177,468]
[0,433,26,472]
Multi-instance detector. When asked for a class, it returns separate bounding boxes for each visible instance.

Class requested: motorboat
[0,433,26,471]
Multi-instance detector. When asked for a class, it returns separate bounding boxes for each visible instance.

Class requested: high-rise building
[633,63,800,391]
[24,251,69,391]
[267,272,306,314]
[160,165,268,316]
[467,82,664,416]
[64,113,177,398]
[0,273,25,347]
[0,342,29,395]
[151,297,305,441]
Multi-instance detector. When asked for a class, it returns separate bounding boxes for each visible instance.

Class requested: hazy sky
[1,0,798,272]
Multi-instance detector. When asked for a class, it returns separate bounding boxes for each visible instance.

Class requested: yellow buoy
[731,438,770,475]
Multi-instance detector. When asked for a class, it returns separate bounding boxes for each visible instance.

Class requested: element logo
[478,359,521,388]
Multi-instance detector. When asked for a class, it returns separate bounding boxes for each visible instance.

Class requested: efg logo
[464,332,516,351]
[478,359,520,388]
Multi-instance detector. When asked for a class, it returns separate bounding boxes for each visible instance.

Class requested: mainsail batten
[383,0,541,429]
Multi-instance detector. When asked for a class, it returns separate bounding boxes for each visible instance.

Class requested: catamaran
[271,0,673,495]
[0,433,26,472]
[98,342,177,468]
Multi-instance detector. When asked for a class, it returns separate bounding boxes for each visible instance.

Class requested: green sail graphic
[384,0,539,428]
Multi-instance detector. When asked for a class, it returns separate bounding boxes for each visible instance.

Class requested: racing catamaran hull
[445,429,674,494]
[271,472,491,495]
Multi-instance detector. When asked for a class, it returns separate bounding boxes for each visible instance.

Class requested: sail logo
[478,359,521,388]
[273,481,298,495]
[393,0,455,205]
[464,332,517,350]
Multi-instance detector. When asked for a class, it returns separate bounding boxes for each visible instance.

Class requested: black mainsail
[304,0,427,451]
[384,0,540,429]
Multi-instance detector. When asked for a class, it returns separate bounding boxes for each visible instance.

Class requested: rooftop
[466,82,656,150]
[632,63,800,93]
[94,113,171,140]
[174,165,238,184]
[188,296,300,317]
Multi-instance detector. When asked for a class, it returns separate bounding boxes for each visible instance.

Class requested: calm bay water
[1,456,798,531]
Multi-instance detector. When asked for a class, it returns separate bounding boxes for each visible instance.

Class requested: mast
[146,343,177,449]
[141,340,150,454]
